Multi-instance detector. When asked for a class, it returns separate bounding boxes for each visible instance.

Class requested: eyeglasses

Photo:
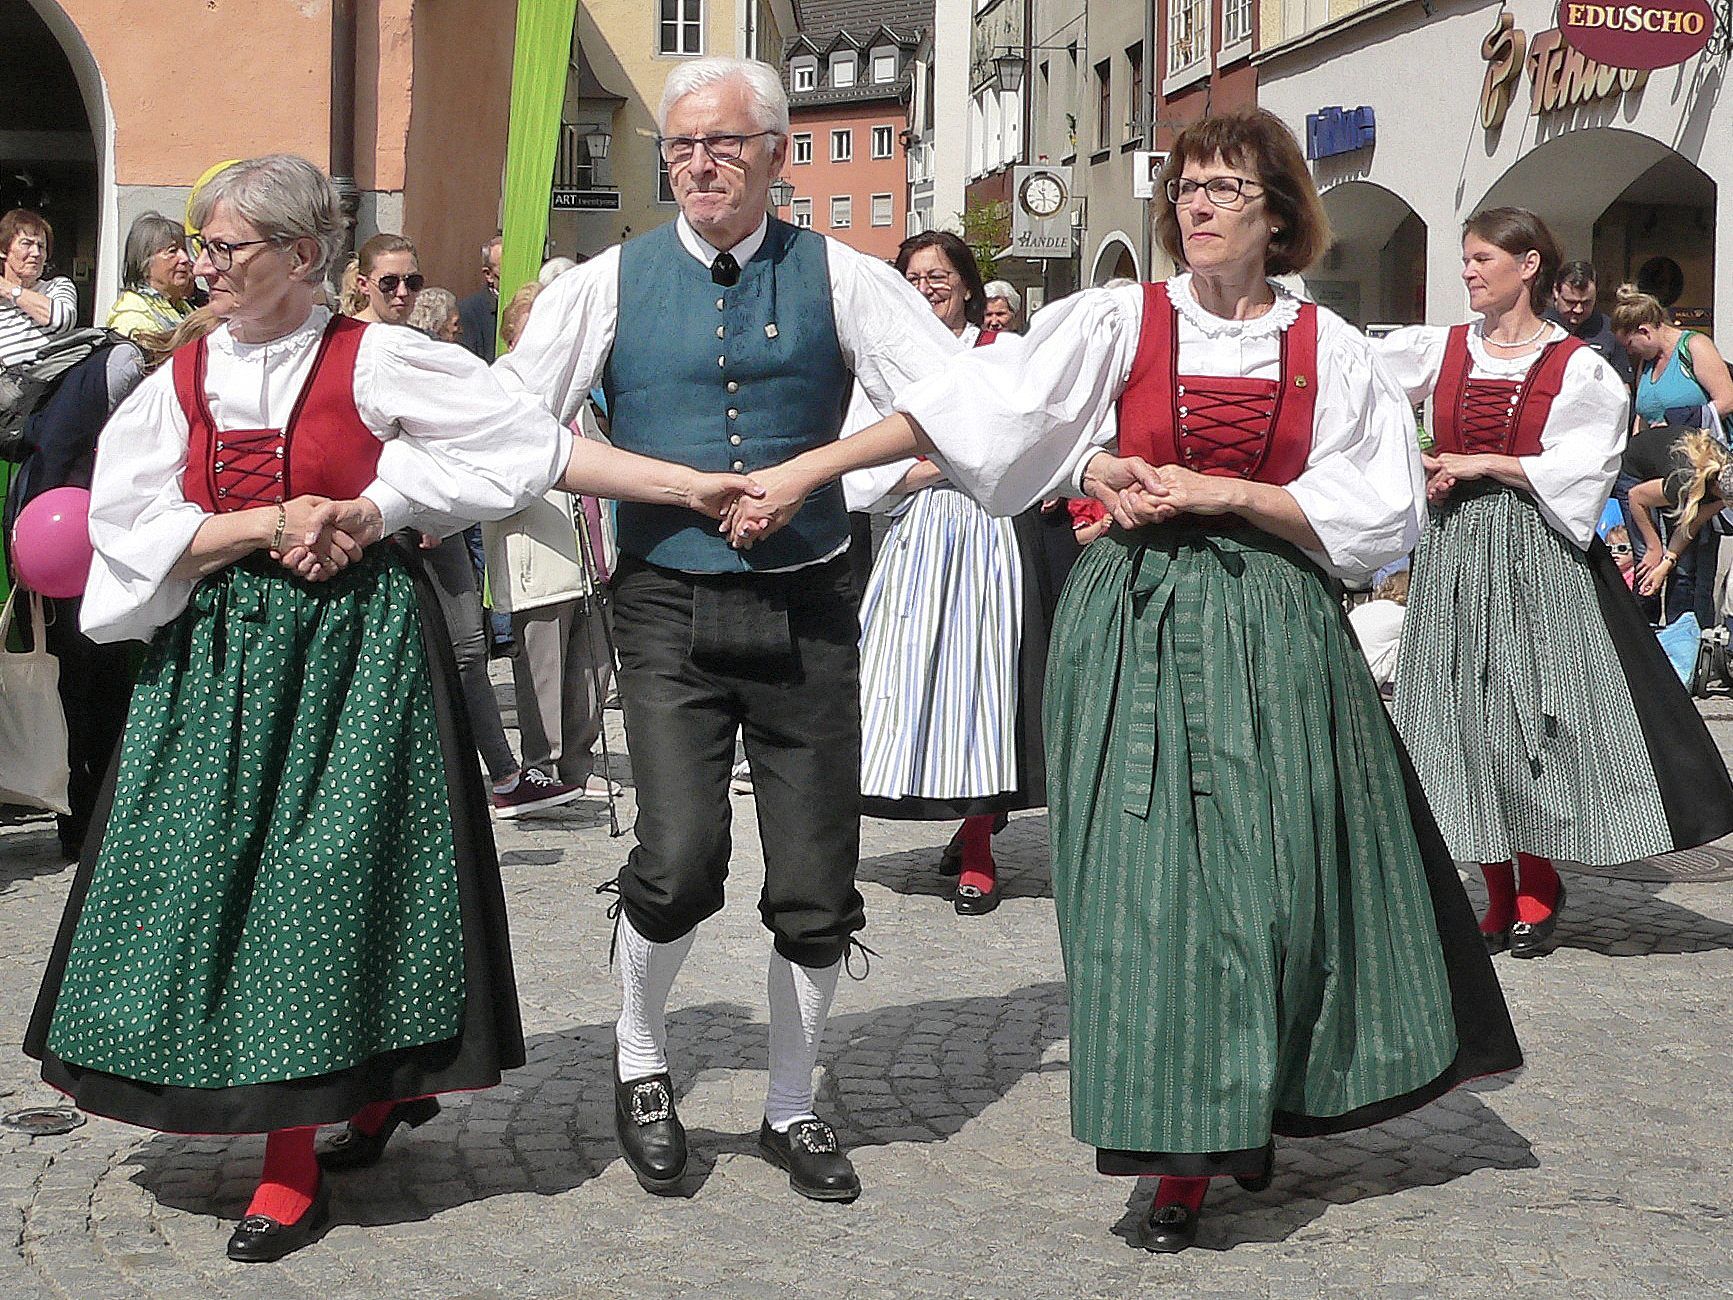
[1166,176,1264,209]
[905,271,956,288]
[1609,543,1632,556]
[656,132,776,164]
[372,273,425,295]
[189,233,282,271]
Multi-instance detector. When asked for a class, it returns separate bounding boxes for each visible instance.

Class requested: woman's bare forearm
[168,508,277,581]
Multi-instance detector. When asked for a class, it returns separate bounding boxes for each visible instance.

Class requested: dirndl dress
[1388,324,1733,865]
[1037,286,1519,1174]
[25,315,525,1133]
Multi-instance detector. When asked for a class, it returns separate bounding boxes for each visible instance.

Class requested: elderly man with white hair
[499,56,959,1203]
[982,279,1023,333]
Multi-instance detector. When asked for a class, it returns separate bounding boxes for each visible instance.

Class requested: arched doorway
[1316,180,1426,328]
[1475,128,1716,331]
[2,0,111,324]
[1089,233,1138,286]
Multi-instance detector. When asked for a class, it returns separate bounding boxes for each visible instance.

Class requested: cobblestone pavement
[3,700,1733,1299]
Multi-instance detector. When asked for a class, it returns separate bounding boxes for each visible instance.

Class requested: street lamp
[769,178,796,208]
[992,51,1026,94]
[583,125,612,160]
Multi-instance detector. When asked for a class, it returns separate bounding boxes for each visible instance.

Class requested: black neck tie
[711,252,740,287]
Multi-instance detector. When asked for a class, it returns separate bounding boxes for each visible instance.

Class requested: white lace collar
[210,304,332,360]
[1168,272,1301,338]
[1464,319,1570,376]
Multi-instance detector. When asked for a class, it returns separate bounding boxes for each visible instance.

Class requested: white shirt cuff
[361,479,417,536]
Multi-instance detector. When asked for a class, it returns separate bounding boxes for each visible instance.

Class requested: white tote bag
[0,589,72,816]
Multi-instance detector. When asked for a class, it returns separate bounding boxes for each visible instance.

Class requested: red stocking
[349,1102,396,1136]
[1154,1176,1209,1212]
[956,815,997,896]
[1515,853,1561,924]
[245,1127,319,1224]
[1478,861,1516,934]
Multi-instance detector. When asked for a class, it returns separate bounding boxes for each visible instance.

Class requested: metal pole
[330,0,361,257]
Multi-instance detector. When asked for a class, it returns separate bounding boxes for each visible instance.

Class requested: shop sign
[1559,0,1715,69]
[551,189,621,211]
[1479,11,1649,130]
[1305,106,1376,160]
[1010,166,1076,258]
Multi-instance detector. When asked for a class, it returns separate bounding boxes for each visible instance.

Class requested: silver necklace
[1482,320,1551,349]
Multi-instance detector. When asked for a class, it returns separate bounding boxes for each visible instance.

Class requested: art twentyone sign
[1557,0,1716,68]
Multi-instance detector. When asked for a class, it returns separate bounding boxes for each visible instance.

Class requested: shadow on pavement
[130,982,1071,1226]
[0,824,74,893]
[1460,871,1733,958]
[1106,1086,1537,1253]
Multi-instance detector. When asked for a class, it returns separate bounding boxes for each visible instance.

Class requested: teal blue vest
[604,219,852,572]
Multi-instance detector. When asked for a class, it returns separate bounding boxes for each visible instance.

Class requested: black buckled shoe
[226,1177,332,1263]
[318,1097,441,1172]
[1233,1142,1275,1193]
[1509,881,1566,960]
[953,880,1001,916]
[615,1067,687,1194]
[757,1118,861,1203]
[1141,1202,1200,1253]
[1483,925,1512,955]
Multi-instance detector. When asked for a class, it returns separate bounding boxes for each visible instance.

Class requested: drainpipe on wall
[1140,0,1154,278]
[330,0,361,258]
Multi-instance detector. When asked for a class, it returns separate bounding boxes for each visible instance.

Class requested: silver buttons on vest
[727,381,739,393]
[727,408,739,419]
[732,460,745,470]
[730,434,742,445]
[716,325,725,339]
[716,298,725,311]
[718,356,726,368]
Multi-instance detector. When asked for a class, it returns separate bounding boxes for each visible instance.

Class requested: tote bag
[0,589,71,815]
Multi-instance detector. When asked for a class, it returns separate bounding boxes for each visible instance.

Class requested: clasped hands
[1421,452,1491,505]
[1075,453,1245,539]
[266,495,386,581]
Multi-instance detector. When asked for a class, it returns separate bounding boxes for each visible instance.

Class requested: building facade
[1257,0,1731,332]
[781,0,929,260]
[5,0,518,316]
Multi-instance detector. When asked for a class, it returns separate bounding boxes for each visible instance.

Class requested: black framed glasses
[189,233,283,271]
[373,273,425,294]
[1609,542,1632,556]
[655,131,776,164]
[1166,176,1264,209]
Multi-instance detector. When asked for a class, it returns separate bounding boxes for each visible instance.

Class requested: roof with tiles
[784,0,931,108]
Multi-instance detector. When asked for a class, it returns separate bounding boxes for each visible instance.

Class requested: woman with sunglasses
[25,154,759,1265]
[352,232,425,326]
[725,109,1520,1252]
[1374,209,1733,961]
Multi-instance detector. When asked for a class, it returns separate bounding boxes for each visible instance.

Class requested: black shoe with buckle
[614,1066,686,1194]
[757,1118,861,1202]
[1509,881,1566,960]
[319,1097,441,1172]
[226,1177,332,1263]
[1141,1202,1201,1253]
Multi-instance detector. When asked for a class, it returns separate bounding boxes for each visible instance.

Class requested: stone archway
[4,0,116,318]
[1089,232,1139,286]
[1316,179,1427,326]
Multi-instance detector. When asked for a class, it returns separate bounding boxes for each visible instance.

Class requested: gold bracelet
[271,504,287,552]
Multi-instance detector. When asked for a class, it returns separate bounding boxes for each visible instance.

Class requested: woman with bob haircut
[1376,207,1733,960]
[723,108,1521,1252]
[106,211,196,340]
[24,154,760,1265]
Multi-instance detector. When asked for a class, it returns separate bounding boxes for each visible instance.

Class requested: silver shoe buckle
[629,1080,672,1125]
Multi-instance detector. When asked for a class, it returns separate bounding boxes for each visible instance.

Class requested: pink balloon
[11,487,94,600]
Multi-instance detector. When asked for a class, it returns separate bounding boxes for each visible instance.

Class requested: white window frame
[792,132,814,164]
[871,125,894,159]
[1222,0,1253,49]
[658,0,703,56]
[870,193,893,226]
[791,197,813,228]
[792,58,817,92]
[830,195,852,228]
[871,47,897,83]
[831,129,853,162]
[829,53,857,87]
[1167,0,1208,77]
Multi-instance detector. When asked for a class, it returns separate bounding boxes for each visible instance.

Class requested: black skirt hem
[22,548,526,1135]
[862,792,1037,820]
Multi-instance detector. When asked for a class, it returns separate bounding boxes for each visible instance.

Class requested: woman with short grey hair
[982,279,1022,333]
[106,212,195,339]
[26,151,759,1265]
[406,284,460,341]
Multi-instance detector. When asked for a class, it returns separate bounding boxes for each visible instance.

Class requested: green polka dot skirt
[44,551,465,1090]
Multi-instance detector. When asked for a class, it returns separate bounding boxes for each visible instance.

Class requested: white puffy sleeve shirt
[82,307,572,643]
[1373,323,1628,549]
[893,274,1426,581]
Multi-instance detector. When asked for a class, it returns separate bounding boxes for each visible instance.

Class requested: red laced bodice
[173,315,382,513]
[1116,282,1317,485]
[1431,325,1583,459]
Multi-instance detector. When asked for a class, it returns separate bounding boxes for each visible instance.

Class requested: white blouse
[841,323,980,515]
[1372,323,1628,549]
[82,306,572,643]
[892,274,1427,581]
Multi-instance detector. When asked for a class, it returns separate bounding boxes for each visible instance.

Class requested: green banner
[497,0,578,356]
